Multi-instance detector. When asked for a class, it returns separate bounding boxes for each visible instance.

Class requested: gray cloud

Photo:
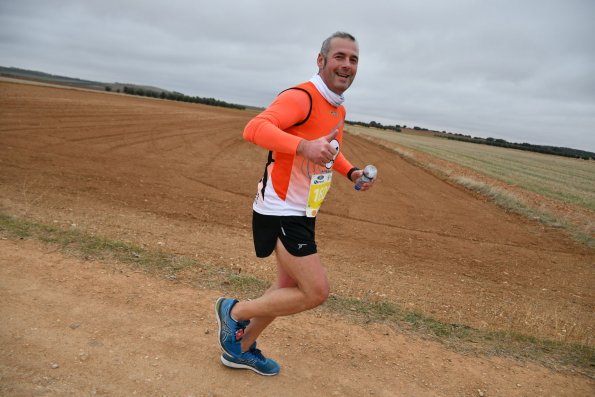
[1,0,594,151]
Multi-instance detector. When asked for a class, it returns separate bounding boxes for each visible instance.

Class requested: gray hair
[320,32,357,58]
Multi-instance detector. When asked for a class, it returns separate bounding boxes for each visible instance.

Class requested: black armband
[347,167,360,182]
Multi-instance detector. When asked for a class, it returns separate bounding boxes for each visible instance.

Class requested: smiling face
[317,37,359,95]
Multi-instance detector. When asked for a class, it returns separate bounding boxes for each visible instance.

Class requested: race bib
[306,172,333,217]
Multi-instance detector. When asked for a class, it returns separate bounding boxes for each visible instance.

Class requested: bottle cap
[363,165,377,179]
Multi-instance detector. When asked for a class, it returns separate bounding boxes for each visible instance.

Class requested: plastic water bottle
[354,165,377,190]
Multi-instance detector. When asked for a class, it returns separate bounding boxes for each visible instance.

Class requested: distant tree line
[106,81,592,159]
[442,133,594,160]
[110,85,246,110]
[345,117,593,160]
[345,120,401,132]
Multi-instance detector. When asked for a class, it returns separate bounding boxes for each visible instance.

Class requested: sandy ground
[0,80,593,396]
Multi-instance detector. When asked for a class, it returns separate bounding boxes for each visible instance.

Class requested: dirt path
[1,239,593,397]
[0,80,594,395]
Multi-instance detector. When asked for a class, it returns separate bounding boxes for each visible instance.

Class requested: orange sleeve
[243,89,311,154]
[332,151,355,178]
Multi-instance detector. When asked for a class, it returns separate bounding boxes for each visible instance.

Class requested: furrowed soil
[1,79,593,396]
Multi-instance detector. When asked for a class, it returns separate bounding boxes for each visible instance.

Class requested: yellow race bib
[306,172,332,217]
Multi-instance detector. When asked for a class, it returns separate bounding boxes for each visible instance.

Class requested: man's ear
[317,53,325,69]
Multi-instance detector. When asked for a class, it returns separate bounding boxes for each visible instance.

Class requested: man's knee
[306,280,330,309]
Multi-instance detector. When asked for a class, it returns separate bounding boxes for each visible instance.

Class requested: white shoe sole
[220,355,279,376]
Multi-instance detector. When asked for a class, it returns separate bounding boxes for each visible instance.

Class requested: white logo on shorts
[297,243,308,250]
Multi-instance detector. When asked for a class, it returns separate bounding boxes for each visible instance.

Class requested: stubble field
[1,79,594,396]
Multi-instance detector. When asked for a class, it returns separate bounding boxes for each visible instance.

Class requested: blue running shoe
[215,297,249,356]
[220,343,280,376]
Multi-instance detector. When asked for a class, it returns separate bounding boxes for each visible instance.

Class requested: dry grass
[347,126,595,247]
[348,126,595,208]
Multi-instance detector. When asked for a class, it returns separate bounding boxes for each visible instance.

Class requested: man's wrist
[347,167,360,182]
[296,139,305,155]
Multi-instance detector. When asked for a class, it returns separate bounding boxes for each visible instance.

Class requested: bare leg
[240,264,296,352]
[233,239,329,351]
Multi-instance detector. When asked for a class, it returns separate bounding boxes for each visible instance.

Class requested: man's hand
[296,129,339,167]
[350,169,376,191]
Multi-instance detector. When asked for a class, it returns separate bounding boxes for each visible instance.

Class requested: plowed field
[1,80,593,396]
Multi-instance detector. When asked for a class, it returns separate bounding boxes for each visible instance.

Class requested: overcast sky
[1,0,594,151]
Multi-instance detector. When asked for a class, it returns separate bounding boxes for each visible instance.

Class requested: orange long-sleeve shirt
[244,82,354,216]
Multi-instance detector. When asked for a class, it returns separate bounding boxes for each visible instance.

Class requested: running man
[216,31,375,376]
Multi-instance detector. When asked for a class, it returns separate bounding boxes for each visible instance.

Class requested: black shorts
[252,211,317,258]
